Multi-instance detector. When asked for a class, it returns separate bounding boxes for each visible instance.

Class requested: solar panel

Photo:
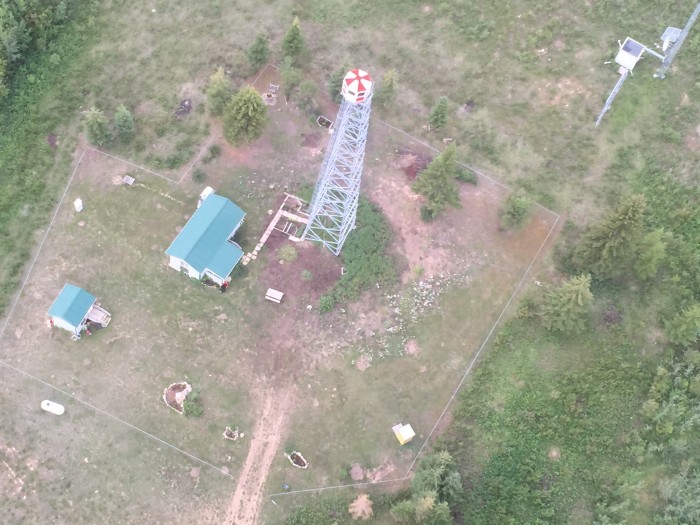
[661,27,682,43]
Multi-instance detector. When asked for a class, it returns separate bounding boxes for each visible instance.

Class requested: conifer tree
[429,96,449,129]
[207,67,233,117]
[222,86,267,145]
[540,274,594,333]
[113,104,135,143]
[665,304,700,348]
[281,17,304,64]
[413,143,461,220]
[573,194,647,279]
[247,34,269,70]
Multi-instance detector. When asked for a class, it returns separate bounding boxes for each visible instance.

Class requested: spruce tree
[665,304,700,348]
[327,63,349,103]
[635,228,667,280]
[222,86,267,145]
[540,274,594,333]
[573,194,647,279]
[83,106,109,146]
[247,34,269,70]
[412,143,461,220]
[206,67,233,117]
[113,104,135,143]
[281,17,304,64]
[429,96,449,129]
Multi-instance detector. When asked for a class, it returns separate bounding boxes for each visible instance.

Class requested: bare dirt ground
[223,385,294,525]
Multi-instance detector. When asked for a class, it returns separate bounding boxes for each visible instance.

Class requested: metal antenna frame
[302,89,373,255]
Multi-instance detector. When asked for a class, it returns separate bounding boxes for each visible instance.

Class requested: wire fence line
[0,66,563,507]
[655,2,700,79]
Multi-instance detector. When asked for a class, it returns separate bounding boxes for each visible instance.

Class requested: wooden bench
[265,288,284,303]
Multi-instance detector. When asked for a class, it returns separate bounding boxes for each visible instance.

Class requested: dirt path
[223,386,292,525]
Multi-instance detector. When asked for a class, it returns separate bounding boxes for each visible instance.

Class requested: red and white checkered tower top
[341,69,372,104]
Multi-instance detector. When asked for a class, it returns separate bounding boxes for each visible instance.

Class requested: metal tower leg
[302,93,373,255]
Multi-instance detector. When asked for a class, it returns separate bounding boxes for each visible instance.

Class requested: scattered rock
[78,221,86,227]
[221,466,229,475]
[14,328,22,340]
[190,467,200,478]
[548,447,560,460]
[216,313,228,321]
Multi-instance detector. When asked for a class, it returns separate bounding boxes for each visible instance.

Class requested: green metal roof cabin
[165,192,246,285]
[47,284,96,337]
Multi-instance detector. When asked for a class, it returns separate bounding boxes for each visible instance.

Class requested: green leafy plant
[183,389,203,418]
[500,191,533,229]
[301,270,313,281]
[192,168,207,183]
[279,245,298,262]
[83,106,109,146]
[207,67,233,117]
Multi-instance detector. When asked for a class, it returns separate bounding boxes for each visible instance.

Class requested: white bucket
[74,198,83,212]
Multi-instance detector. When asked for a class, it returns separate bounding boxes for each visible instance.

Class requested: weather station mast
[302,69,373,256]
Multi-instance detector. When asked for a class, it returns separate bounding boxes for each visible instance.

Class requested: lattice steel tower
[302,69,373,255]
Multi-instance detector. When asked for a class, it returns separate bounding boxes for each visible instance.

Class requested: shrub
[319,294,335,313]
[202,144,221,164]
[192,168,206,183]
[500,191,533,229]
[455,169,477,185]
[83,106,109,146]
[183,390,203,418]
[279,245,298,262]
[301,270,313,281]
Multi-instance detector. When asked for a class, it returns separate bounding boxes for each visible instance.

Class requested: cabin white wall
[169,256,202,279]
[52,317,78,334]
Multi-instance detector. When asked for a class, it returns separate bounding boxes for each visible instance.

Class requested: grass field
[1,0,699,523]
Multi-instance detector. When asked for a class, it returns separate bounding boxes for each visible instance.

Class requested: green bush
[429,96,449,129]
[301,270,313,281]
[113,104,135,143]
[202,144,221,164]
[279,245,298,262]
[192,168,207,183]
[83,106,109,146]
[183,390,203,418]
[324,198,396,308]
[500,191,533,229]
[247,34,269,70]
[455,169,477,185]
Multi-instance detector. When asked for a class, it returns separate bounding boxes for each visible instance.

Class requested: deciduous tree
[206,67,233,117]
[83,106,109,146]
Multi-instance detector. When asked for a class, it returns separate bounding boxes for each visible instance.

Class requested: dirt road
[223,386,292,525]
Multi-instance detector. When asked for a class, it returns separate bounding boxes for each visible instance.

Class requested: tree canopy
[413,143,461,221]
[222,86,267,145]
